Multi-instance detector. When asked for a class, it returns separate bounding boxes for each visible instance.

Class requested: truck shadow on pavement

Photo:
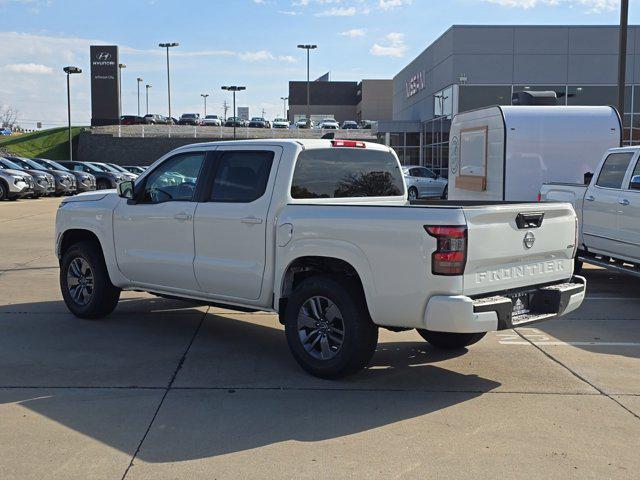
[0,297,501,462]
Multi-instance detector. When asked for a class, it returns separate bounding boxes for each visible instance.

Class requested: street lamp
[201,93,209,116]
[280,96,288,120]
[297,44,317,128]
[617,0,629,123]
[145,84,152,115]
[159,42,179,123]
[221,86,246,139]
[136,77,143,116]
[63,66,81,161]
[118,63,126,122]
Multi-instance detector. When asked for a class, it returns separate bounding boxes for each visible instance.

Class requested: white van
[447,105,621,201]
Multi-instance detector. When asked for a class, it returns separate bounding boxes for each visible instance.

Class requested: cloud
[378,0,413,10]
[481,0,618,12]
[370,32,406,57]
[315,6,357,16]
[278,9,300,15]
[3,63,53,74]
[238,50,297,62]
[341,28,366,37]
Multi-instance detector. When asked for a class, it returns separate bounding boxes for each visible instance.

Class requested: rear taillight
[424,225,467,276]
[537,191,542,202]
[331,140,366,148]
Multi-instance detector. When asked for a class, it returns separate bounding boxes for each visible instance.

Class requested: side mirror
[117,180,134,199]
[630,175,640,191]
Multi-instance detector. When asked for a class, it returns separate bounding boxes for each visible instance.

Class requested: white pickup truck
[540,146,640,276]
[56,139,586,378]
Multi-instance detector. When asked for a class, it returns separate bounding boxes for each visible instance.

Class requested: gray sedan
[402,166,448,200]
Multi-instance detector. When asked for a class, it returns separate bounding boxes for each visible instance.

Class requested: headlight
[116,175,124,182]
[13,176,25,184]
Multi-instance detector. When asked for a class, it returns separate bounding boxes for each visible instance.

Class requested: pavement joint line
[120,306,209,480]
[514,329,640,422]
[499,341,640,347]
[0,252,54,276]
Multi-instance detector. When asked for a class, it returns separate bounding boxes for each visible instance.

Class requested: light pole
[221,86,246,139]
[201,93,209,116]
[618,0,629,128]
[145,84,152,115]
[281,96,288,119]
[136,77,143,116]
[63,66,81,161]
[159,42,179,123]
[297,44,317,127]
[118,63,126,122]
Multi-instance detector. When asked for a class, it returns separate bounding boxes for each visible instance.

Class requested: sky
[1,0,639,128]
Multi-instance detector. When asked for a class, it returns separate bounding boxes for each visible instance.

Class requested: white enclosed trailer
[447,106,621,201]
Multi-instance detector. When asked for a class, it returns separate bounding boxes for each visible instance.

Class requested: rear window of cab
[291,148,404,199]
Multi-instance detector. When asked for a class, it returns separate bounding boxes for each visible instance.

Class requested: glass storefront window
[389,133,402,147]
[458,86,511,112]
[568,86,632,113]
[434,85,454,118]
[406,132,420,147]
[405,148,420,165]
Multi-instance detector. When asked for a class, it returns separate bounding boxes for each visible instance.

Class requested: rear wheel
[284,275,378,379]
[417,330,486,350]
[441,184,448,200]
[408,187,418,201]
[60,241,121,318]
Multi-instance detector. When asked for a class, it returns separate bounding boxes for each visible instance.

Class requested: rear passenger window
[210,151,274,202]
[596,153,634,189]
[291,148,403,199]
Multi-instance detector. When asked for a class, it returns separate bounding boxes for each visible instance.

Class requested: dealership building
[288,78,392,124]
[379,25,640,176]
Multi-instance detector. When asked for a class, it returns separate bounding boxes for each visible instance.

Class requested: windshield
[80,162,102,173]
[45,160,70,171]
[88,163,118,173]
[274,118,287,122]
[0,158,24,170]
[205,115,217,119]
[108,163,129,173]
[12,157,47,171]
[182,114,196,118]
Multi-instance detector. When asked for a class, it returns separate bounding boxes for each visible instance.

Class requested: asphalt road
[1,197,639,480]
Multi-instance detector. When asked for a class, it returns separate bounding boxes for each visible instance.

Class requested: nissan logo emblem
[523,231,535,249]
[96,52,111,61]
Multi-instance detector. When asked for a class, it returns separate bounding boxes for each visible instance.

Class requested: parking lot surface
[1,197,639,479]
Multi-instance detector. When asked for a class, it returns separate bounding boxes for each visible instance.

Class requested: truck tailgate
[463,203,576,296]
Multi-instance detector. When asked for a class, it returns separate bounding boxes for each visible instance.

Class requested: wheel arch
[276,247,377,324]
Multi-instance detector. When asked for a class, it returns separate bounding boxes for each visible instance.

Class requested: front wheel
[60,241,121,319]
[441,184,448,200]
[284,275,378,379]
[417,330,486,350]
[408,187,418,201]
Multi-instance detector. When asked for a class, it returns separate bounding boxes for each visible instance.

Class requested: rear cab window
[596,152,634,189]
[290,147,404,199]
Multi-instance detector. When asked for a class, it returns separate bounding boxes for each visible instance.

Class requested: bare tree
[0,105,19,129]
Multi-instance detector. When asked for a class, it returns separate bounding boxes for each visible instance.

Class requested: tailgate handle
[516,212,544,229]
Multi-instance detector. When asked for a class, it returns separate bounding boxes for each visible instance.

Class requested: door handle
[585,195,595,202]
[618,198,630,206]
[241,216,263,225]
[174,212,192,221]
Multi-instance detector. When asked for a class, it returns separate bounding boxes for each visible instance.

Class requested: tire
[60,240,121,319]
[408,187,419,201]
[97,179,110,190]
[574,255,583,275]
[284,275,378,379]
[417,330,486,350]
[441,184,448,200]
[0,180,7,200]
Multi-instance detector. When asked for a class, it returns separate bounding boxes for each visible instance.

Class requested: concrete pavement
[1,197,639,479]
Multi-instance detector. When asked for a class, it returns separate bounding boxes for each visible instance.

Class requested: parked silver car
[0,162,34,200]
[402,166,448,200]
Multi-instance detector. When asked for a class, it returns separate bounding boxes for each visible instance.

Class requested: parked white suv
[202,115,222,126]
[56,139,585,378]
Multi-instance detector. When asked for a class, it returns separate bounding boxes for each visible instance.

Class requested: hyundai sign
[90,45,120,126]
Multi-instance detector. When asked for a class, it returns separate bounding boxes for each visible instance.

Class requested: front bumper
[424,276,586,333]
